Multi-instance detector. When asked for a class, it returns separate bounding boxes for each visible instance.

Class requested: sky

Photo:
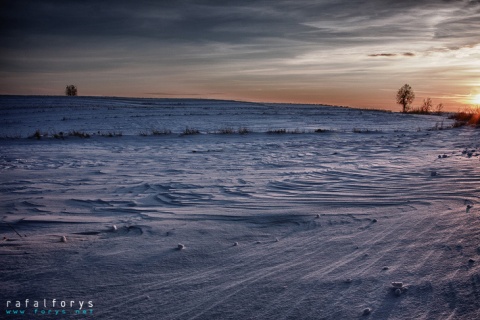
[1,0,480,111]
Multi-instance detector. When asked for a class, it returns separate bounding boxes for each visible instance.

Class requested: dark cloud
[2,0,478,48]
[368,52,416,57]
[0,1,478,58]
[368,53,397,57]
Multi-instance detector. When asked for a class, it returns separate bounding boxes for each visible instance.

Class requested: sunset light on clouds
[1,0,480,111]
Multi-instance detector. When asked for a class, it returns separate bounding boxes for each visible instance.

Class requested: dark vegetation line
[449,110,480,127]
[0,121,464,141]
[27,130,123,140]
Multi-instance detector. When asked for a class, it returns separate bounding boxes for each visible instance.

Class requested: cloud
[368,53,398,57]
[368,52,416,57]
[2,1,479,57]
[1,0,479,108]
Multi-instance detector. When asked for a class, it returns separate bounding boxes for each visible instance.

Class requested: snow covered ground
[1,96,479,319]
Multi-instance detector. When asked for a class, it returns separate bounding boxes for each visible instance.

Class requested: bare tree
[436,103,444,114]
[396,84,415,113]
[65,85,77,96]
[421,98,433,113]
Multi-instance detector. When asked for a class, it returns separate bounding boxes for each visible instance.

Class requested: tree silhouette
[396,84,415,113]
[436,103,444,114]
[65,85,77,96]
[421,97,433,113]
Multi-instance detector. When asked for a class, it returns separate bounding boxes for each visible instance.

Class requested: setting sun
[472,93,480,105]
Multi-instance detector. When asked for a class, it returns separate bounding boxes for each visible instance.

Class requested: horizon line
[0,93,403,112]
